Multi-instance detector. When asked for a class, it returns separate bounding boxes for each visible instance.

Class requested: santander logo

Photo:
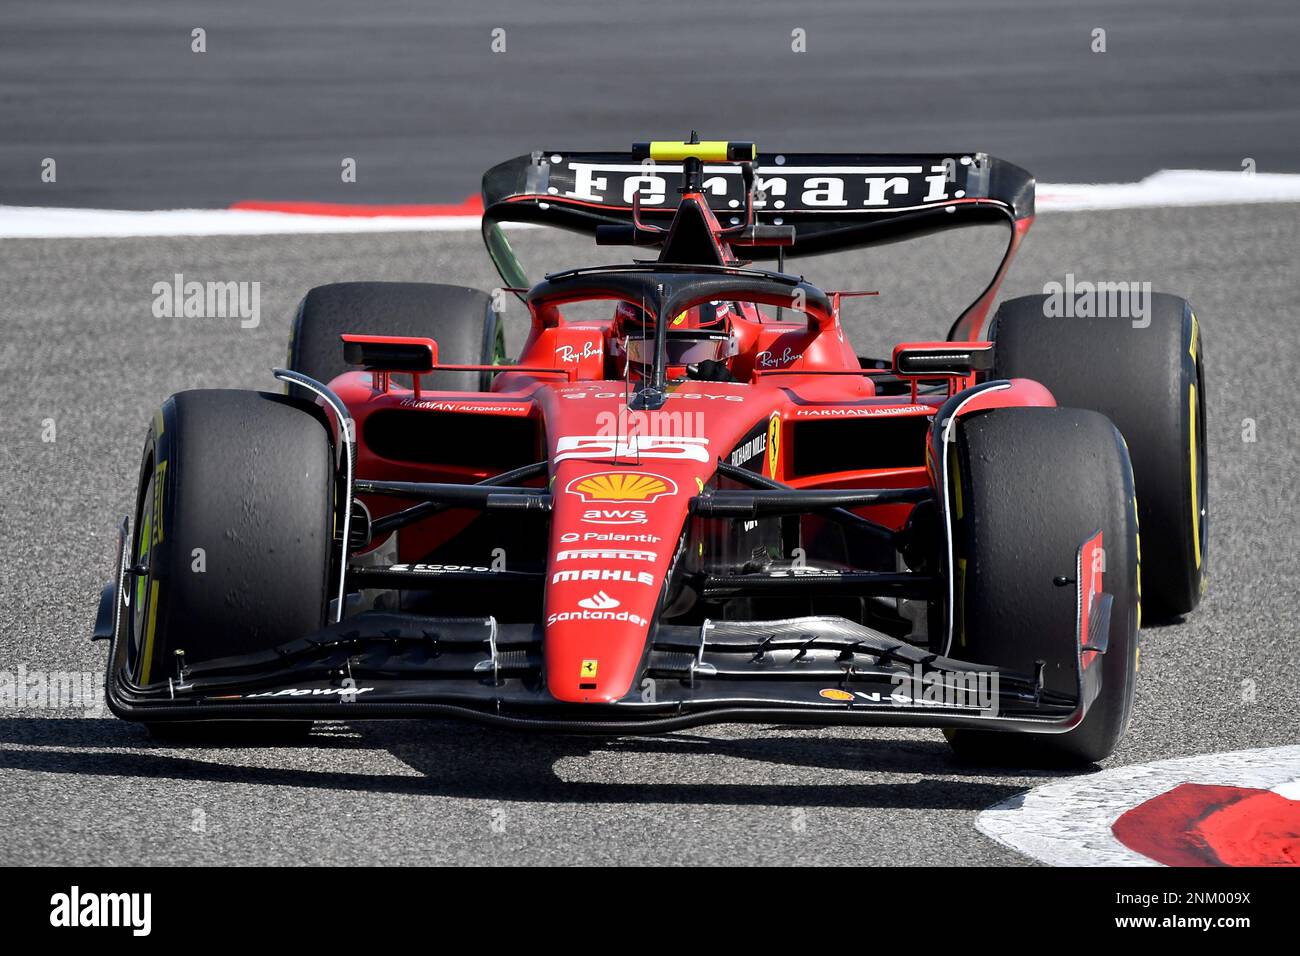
[578,590,620,610]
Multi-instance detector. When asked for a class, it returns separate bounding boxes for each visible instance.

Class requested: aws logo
[582,508,647,525]
[566,471,678,503]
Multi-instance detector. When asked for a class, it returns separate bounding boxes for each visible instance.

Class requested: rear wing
[481,150,1034,284]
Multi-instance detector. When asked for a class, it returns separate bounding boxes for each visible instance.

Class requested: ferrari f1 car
[95,138,1208,763]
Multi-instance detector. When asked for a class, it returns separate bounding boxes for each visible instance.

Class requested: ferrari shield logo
[766,413,781,477]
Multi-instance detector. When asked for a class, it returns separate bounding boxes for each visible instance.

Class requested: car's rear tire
[944,406,1140,765]
[991,292,1206,620]
[285,281,505,398]
[126,390,335,736]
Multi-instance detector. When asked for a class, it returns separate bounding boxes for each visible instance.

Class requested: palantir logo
[50,886,151,936]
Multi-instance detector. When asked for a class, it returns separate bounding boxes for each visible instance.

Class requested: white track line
[0,207,483,238]
[976,744,1300,867]
[2,170,1299,238]
[1037,169,1300,211]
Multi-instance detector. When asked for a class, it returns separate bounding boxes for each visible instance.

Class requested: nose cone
[544,465,694,702]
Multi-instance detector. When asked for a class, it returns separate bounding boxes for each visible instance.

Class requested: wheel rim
[1185,307,1208,600]
[131,468,155,671]
[1193,353,1208,584]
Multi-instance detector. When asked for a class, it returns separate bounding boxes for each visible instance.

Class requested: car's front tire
[944,406,1140,765]
[125,390,336,735]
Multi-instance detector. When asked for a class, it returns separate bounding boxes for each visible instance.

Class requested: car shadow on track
[0,716,1090,810]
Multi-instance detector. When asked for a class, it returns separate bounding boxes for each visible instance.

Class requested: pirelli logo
[556,549,657,562]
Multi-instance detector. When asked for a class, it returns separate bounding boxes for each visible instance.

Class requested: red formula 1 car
[95,139,1207,763]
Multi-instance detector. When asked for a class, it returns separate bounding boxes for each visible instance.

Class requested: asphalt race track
[2,0,1298,867]
[1,202,1297,865]
[3,0,1300,208]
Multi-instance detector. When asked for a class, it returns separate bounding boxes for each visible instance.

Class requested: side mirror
[341,334,438,373]
[892,341,995,376]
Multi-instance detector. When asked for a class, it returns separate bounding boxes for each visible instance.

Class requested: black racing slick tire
[991,292,1207,619]
[944,407,1140,766]
[285,281,505,398]
[126,390,335,698]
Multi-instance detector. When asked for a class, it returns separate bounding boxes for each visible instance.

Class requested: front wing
[97,521,1107,734]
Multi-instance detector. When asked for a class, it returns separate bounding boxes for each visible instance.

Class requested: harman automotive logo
[50,886,151,936]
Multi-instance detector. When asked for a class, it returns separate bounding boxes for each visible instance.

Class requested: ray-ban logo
[50,886,151,936]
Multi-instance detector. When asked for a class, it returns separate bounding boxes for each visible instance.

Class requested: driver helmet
[613,300,737,375]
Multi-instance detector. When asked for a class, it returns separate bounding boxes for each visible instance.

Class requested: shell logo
[566,471,678,503]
